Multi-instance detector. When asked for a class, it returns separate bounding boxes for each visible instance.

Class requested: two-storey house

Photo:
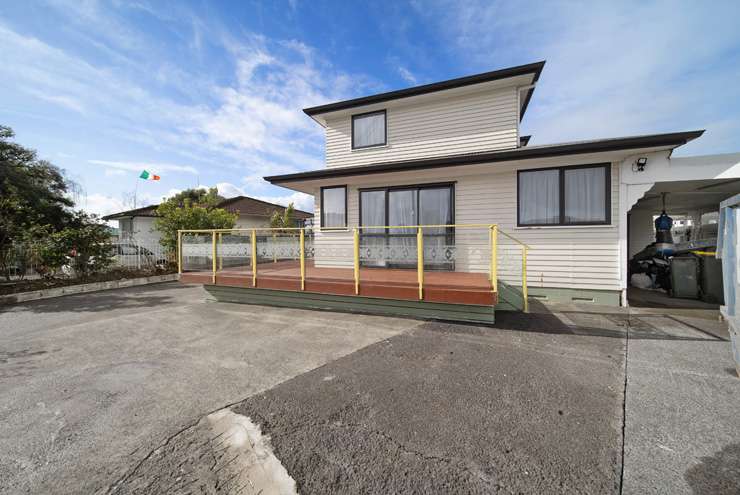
[182,61,740,321]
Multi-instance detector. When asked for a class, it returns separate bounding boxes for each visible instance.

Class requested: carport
[626,169,740,310]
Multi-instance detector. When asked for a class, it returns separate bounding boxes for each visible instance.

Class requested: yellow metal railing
[178,224,530,311]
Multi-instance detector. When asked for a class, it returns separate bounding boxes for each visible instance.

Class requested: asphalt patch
[234,321,625,493]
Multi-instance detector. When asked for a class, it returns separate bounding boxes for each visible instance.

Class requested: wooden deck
[180,260,497,306]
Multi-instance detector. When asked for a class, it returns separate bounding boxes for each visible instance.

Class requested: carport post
[211,231,217,284]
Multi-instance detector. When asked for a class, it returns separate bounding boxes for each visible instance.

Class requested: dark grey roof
[303,61,546,121]
[265,130,704,184]
[103,195,312,220]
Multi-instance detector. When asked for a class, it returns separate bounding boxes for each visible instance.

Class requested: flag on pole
[139,170,160,181]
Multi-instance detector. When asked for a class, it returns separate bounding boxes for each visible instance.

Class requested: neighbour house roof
[264,130,705,185]
[303,61,545,123]
[102,195,312,221]
[217,196,313,219]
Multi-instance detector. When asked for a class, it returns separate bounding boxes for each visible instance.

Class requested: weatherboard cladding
[312,162,621,291]
[325,86,520,168]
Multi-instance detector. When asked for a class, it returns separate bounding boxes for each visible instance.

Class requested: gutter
[265,130,705,184]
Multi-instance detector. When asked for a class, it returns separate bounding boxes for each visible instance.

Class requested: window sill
[514,224,615,230]
[351,144,388,153]
[318,227,351,233]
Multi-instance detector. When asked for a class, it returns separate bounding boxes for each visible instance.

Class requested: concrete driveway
[1,283,738,494]
[0,283,418,494]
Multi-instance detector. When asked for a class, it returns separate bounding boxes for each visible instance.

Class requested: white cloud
[22,87,86,114]
[411,1,740,156]
[397,66,417,85]
[88,159,199,175]
[215,181,246,198]
[257,192,314,213]
[0,13,376,193]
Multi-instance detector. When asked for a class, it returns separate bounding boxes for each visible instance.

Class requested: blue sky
[2,1,739,217]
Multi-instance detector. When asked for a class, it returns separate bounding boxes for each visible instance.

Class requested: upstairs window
[321,186,347,229]
[518,164,610,226]
[352,110,386,149]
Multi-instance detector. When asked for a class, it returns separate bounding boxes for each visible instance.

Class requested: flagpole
[134,175,139,209]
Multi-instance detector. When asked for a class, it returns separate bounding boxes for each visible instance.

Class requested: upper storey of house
[303,61,545,169]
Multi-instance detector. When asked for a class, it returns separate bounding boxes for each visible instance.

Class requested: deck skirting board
[203,285,496,325]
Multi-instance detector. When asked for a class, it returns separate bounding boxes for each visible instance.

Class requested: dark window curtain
[353,112,385,148]
[322,187,346,228]
[519,169,559,225]
[564,167,606,223]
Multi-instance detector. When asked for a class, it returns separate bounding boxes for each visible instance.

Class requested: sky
[2,1,739,218]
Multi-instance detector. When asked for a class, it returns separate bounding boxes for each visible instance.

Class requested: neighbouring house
[103,196,313,251]
[181,60,740,322]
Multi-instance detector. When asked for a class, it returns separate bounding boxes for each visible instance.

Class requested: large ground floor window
[359,183,454,270]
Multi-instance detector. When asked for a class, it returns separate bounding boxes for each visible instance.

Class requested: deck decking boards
[180,260,497,307]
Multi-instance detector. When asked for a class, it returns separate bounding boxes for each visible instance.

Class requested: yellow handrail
[417,227,423,300]
[178,224,532,311]
[490,225,498,293]
[251,229,257,287]
[211,232,217,284]
[300,229,305,290]
[522,246,529,312]
[179,224,530,248]
[218,232,223,271]
[353,229,360,295]
[177,230,182,274]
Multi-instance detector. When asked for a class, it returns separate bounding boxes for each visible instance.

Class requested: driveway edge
[0,274,179,305]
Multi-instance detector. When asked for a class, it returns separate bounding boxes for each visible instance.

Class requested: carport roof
[264,130,704,185]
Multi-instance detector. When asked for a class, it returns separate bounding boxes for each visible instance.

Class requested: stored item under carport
[696,253,724,304]
[670,256,699,299]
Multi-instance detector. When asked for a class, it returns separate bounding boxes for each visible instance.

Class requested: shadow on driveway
[0,282,196,314]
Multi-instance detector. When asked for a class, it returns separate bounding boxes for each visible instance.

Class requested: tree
[269,203,297,230]
[0,125,76,279]
[154,188,237,251]
[167,187,224,208]
[28,212,114,278]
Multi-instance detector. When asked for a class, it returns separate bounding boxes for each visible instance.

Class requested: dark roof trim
[519,135,532,147]
[265,130,704,184]
[303,61,546,118]
[102,205,159,220]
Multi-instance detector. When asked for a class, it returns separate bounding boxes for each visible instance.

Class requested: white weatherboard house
[104,196,312,252]
[260,60,740,308]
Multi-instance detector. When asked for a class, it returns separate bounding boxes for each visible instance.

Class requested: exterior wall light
[633,157,648,172]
